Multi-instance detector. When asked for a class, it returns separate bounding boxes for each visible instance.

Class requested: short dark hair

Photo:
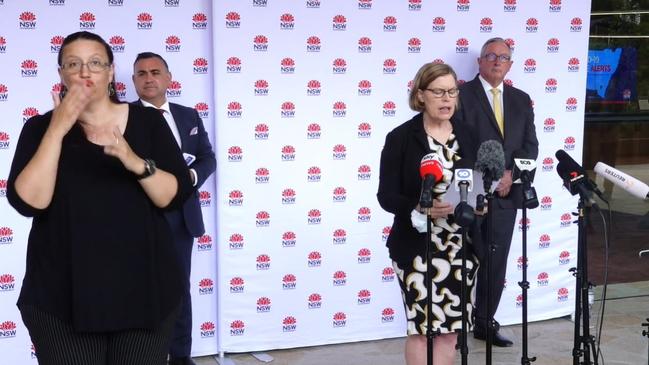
[133,52,170,71]
[58,31,114,67]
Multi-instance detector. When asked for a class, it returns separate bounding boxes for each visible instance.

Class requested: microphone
[512,152,538,208]
[474,140,505,193]
[594,162,649,200]
[419,153,443,208]
[555,150,604,204]
[453,168,475,227]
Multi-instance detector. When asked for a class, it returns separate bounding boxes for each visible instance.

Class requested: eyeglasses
[425,88,459,98]
[483,53,511,63]
[60,59,111,74]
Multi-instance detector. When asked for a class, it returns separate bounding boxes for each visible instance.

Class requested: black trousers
[20,305,176,365]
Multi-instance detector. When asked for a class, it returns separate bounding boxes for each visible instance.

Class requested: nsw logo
[227,146,243,162]
[282,274,297,290]
[196,235,212,251]
[0,179,6,197]
[192,13,208,29]
[358,36,372,53]
[332,228,347,244]
[307,209,322,225]
[0,227,14,244]
[332,144,347,160]
[256,211,270,227]
[570,17,583,32]
[557,287,569,302]
[255,123,269,139]
[565,97,577,112]
[383,101,396,117]
[307,166,321,182]
[227,101,242,118]
[165,35,181,52]
[79,12,96,29]
[560,212,573,228]
[333,312,347,327]
[545,78,558,93]
[257,297,271,313]
[382,267,395,282]
[109,35,126,52]
[332,58,347,74]
[542,157,554,172]
[308,293,322,309]
[195,102,209,118]
[332,271,347,286]
[358,80,372,96]
[537,272,549,287]
[21,59,38,77]
[0,321,17,338]
[281,101,295,118]
[358,248,371,263]
[166,80,182,98]
[0,37,6,53]
[281,145,295,161]
[538,233,551,249]
[382,226,391,241]
[357,289,371,304]
[19,12,37,29]
[137,13,153,29]
[480,17,493,33]
[358,122,372,138]
[226,57,241,73]
[358,0,372,9]
[229,277,244,293]
[225,12,240,28]
[526,17,539,33]
[547,38,560,53]
[49,0,65,5]
[383,16,397,31]
[253,34,268,51]
[503,0,517,12]
[333,101,347,117]
[228,233,244,249]
[540,196,553,210]
[165,0,180,6]
[358,164,371,180]
[408,0,422,11]
[358,207,371,222]
[199,190,211,207]
[282,316,297,332]
[306,36,321,52]
[253,0,268,6]
[108,0,124,6]
[281,57,295,73]
[306,80,321,96]
[523,58,537,73]
[307,251,322,267]
[516,256,528,270]
[193,58,209,74]
[22,108,39,123]
[332,186,347,202]
[202,322,217,338]
[255,167,270,183]
[0,274,15,292]
[282,188,296,204]
[306,0,320,8]
[549,0,562,12]
[457,0,470,11]
[456,38,469,53]
[282,231,297,247]
[228,190,243,206]
[568,57,580,72]
[254,79,269,96]
[229,320,244,336]
[307,123,321,139]
[383,58,397,74]
[280,13,295,30]
[256,254,271,270]
[564,136,576,151]
[332,15,347,31]
[382,307,395,322]
[432,17,446,32]
[559,250,571,265]
[408,37,421,53]
[198,278,214,295]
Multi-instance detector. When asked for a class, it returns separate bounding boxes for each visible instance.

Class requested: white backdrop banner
[213,0,591,353]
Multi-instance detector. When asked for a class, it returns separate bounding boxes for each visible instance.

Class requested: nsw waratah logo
[225,11,240,28]
[253,0,268,7]
[358,80,372,96]
[333,312,347,327]
[192,13,208,29]
[565,97,578,112]
[199,190,211,207]
[568,57,580,72]
[516,256,528,270]
[281,145,296,161]
[0,37,6,53]
[332,144,347,160]
[257,297,271,313]
[0,179,7,197]
[114,81,128,100]
[306,35,321,52]
[255,123,269,140]
[307,209,322,225]
[307,123,321,139]
[523,58,537,73]
[229,320,244,336]
[480,17,493,32]
[358,248,371,263]
[570,17,583,32]
[254,79,269,96]
[547,38,560,53]
[227,101,242,118]
[19,12,37,29]
[333,101,347,117]
[457,0,470,11]
[382,307,395,322]
[358,207,371,222]
[383,101,396,117]
[307,251,322,267]
[540,196,553,210]
[0,321,17,338]
[383,58,397,74]
[333,58,347,74]
[383,16,397,31]
[193,58,208,74]
[537,272,549,287]
[137,13,153,29]
[0,84,10,101]
[21,59,38,77]
[0,274,15,291]
[227,146,243,162]
[256,254,271,270]
[409,0,422,11]
[165,0,180,7]
[545,78,558,93]
[22,107,39,123]
[282,231,296,247]
[229,277,244,293]
[332,186,347,202]
[560,212,573,228]
[549,0,562,12]
[357,289,372,304]
[505,37,516,51]
[432,17,446,32]
[229,233,244,249]
[280,13,295,29]
[307,80,321,96]
[382,226,391,241]
[559,250,571,265]
[504,0,517,11]
[196,234,212,251]
[526,18,539,32]
[167,80,183,98]
[358,36,372,53]
[255,167,270,183]
[358,0,372,9]
[307,166,321,182]
[308,293,322,309]
[256,211,270,227]
[109,35,125,52]
[281,101,295,118]
[564,136,576,150]
[227,57,241,73]
[557,287,569,302]
[108,0,124,6]
[358,164,371,180]
[228,190,243,206]
[195,102,209,118]
[306,0,320,8]
[281,57,295,73]
[282,316,297,332]
[332,15,347,31]
[282,188,296,204]
[382,267,395,282]
[79,12,96,29]
[408,37,422,53]
[253,34,268,51]
[358,122,372,138]
[49,0,65,6]
[538,233,551,248]
[165,35,181,52]
[198,278,214,295]
[542,157,554,172]
[332,228,347,244]
[456,38,469,53]
[332,270,347,286]
[282,274,297,290]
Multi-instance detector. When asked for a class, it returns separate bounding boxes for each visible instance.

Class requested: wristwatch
[135,159,156,180]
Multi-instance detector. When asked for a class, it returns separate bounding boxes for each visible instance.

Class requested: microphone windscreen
[475,140,505,180]
[420,153,443,181]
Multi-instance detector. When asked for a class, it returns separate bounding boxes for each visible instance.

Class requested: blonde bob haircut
[408,62,458,112]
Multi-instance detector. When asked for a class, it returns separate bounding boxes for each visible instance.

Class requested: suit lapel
[411,113,430,152]
[169,103,189,151]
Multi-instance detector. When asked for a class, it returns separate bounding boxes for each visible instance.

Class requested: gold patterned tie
[490,88,504,137]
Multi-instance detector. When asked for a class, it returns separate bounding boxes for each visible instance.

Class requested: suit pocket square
[189,127,199,136]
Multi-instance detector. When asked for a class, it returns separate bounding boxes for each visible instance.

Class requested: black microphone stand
[454,182,475,365]
[420,181,440,365]
[479,174,496,365]
[518,172,537,365]
[643,318,649,365]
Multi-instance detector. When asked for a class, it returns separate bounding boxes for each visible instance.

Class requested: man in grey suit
[452,37,539,347]
[132,52,216,365]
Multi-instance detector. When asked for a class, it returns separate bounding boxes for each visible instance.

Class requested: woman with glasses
[377,62,478,365]
[7,31,192,365]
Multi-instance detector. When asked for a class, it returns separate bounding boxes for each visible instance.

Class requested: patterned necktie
[490,88,504,137]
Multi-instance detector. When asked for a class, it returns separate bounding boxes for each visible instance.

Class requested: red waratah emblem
[283,231,296,240]
[548,38,560,46]
[569,57,580,65]
[481,18,493,26]
[359,248,371,256]
[80,12,96,22]
[333,58,346,67]
[199,278,213,287]
[309,293,321,301]
[358,207,371,215]
[255,79,269,88]
[282,57,295,66]
[19,12,37,21]
[23,107,39,117]
[358,80,372,89]
[382,267,395,275]
[333,15,347,24]
[21,59,38,69]
[550,0,561,5]
[358,122,371,131]
[0,227,13,236]
[560,251,570,259]
[0,180,6,189]
[332,144,347,155]
[527,18,539,26]
[199,190,211,199]
[193,13,208,22]
[538,272,549,280]
[543,157,553,164]
[458,0,470,3]
[282,145,295,154]
[358,37,372,46]
[333,186,346,195]
[256,167,270,176]
[541,196,552,204]
[409,38,421,46]
[383,59,396,67]
[228,57,241,66]
[283,274,296,283]
[308,123,321,132]
[540,233,551,241]
[567,97,577,105]
[333,101,346,110]
[308,209,321,218]
[308,251,322,260]
[195,102,209,111]
[256,124,269,132]
[384,16,397,25]
[166,36,181,45]
[308,166,321,174]
[383,308,395,316]
[194,58,208,67]
[229,190,243,199]
[51,35,64,45]
[308,80,321,88]
[504,79,513,86]
[282,188,296,197]
[109,35,125,45]
[333,271,346,279]
[52,83,63,93]
[230,277,244,286]
[228,146,242,154]
[558,287,569,296]
[254,35,268,44]
[410,0,422,3]
[433,17,446,25]
[571,17,582,26]
[282,101,295,110]
[137,13,153,22]
[307,36,321,45]
[256,211,270,219]
[505,38,515,48]
[229,321,243,329]
[0,321,16,331]
[383,101,396,109]
[546,78,558,86]
[0,274,14,283]
[561,213,571,221]
[225,12,240,21]
[525,59,536,67]
[334,229,346,237]
[0,132,9,141]
[505,0,516,4]
[382,226,391,235]
[565,136,576,144]
[280,13,294,22]
[257,254,270,263]
[358,289,371,298]
[545,118,555,126]
[257,297,271,305]
[230,233,243,243]
[197,235,212,244]
[456,38,469,46]
[432,59,445,64]
[228,101,242,110]
[333,312,346,321]
[283,316,296,325]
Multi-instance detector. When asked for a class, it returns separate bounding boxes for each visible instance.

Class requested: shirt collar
[478,74,503,94]
[140,99,170,114]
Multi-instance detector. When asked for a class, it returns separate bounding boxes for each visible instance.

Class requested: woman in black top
[7,31,192,364]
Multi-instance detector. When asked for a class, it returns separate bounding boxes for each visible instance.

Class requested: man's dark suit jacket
[134,101,216,237]
[452,75,539,209]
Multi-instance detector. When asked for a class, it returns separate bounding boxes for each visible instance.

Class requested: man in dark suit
[452,37,538,347]
[132,52,216,365]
